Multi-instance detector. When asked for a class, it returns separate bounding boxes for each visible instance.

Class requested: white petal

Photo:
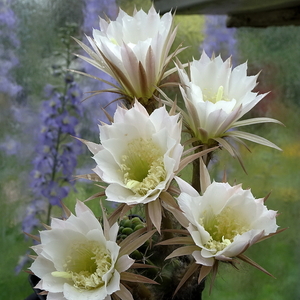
[105,270,121,295]
[175,176,199,197]
[192,250,214,266]
[47,292,65,300]
[115,255,134,273]
[63,283,108,300]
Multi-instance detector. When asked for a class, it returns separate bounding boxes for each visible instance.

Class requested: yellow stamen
[52,241,112,291]
[110,38,118,45]
[203,85,229,103]
[215,85,224,102]
[120,138,166,196]
[200,206,250,252]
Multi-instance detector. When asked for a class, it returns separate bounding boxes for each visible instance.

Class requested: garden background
[0,0,299,299]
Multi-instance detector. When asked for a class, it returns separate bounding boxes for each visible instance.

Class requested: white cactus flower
[89,101,183,206]
[29,200,135,300]
[175,176,278,267]
[75,6,179,104]
[176,52,282,152]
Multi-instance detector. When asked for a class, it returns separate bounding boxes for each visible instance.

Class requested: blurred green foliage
[237,26,300,104]
[202,25,300,300]
[13,0,84,100]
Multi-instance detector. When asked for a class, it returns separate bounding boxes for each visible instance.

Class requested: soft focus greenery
[204,103,300,299]
[1,1,299,299]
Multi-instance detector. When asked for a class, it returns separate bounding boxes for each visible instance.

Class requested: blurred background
[0,0,299,299]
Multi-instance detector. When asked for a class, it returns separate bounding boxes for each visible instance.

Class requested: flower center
[200,206,250,252]
[51,241,112,290]
[120,138,166,196]
[203,86,229,104]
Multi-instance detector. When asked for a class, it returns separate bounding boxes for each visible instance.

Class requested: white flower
[176,52,281,150]
[175,177,278,267]
[75,6,178,103]
[89,101,183,205]
[29,200,134,300]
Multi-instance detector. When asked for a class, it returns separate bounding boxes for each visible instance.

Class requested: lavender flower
[0,0,22,97]
[201,15,237,66]
[81,0,119,126]
[83,0,118,32]
[0,136,21,155]
[23,74,84,236]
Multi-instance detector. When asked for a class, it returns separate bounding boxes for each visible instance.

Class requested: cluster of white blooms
[28,5,282,300]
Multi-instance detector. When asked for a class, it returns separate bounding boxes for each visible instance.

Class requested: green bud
[122,227,134,235]
[131,217,143,227]
[123,219,132,228]
[134,224,145,231]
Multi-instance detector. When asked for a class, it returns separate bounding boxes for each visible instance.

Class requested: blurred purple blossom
[23,74,84,236]
[0,0,22,98]
[201,15,238,66]
[83,0,118,33]
[41,181,70,206]
[14,252,31,274]
[22,199,47,234]
[81,0,119,126]
[0,136,21,155]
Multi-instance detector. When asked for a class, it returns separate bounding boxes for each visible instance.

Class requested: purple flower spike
[201,15,237,66]
[41,181,69,206]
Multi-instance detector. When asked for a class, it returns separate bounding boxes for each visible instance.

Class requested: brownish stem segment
[191,143,213,194]
[191,141,202,193]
